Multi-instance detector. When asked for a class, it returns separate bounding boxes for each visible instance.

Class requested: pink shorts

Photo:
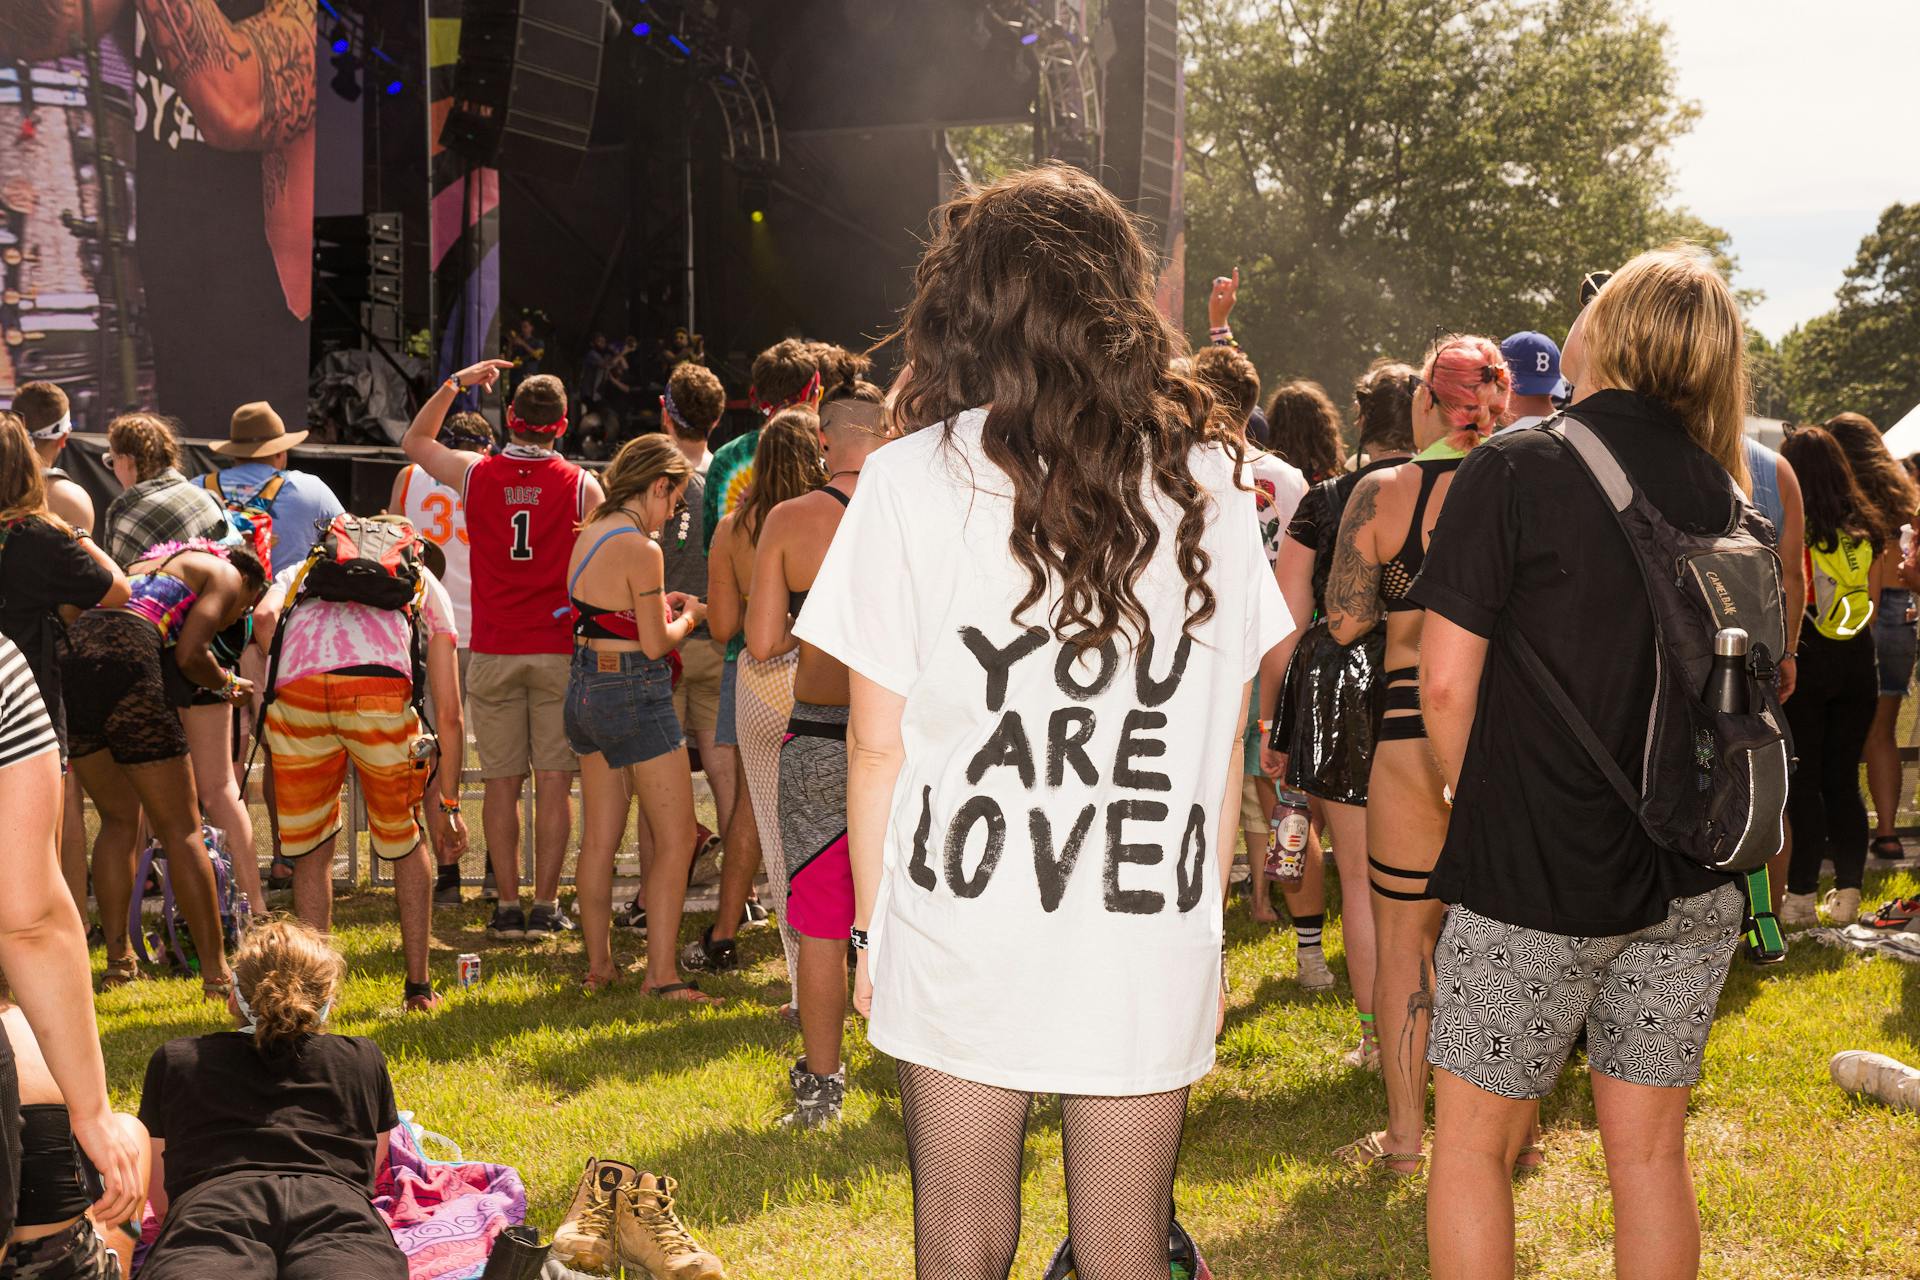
[787,832,854,940]
[778,702,854,940]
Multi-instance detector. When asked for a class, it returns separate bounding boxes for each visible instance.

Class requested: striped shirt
[0,635,58,771]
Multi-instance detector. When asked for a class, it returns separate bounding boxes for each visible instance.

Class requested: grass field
[90,843,1920,1280]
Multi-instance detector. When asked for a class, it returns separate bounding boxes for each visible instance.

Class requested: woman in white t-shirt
[795,166,1291,1279]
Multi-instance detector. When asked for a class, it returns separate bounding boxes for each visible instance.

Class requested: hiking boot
[614,1174,726,1280]
[613,898,648,934]
[481,868,499,901]
[481,1224,549,1280]
[552,1157,638,1272]
[1830,1050,1920,1114]
[777,1057,846,1130]
[740,899,770,930]
[1822,887,1862,926]
[1864,896,1920,931]
[526,903,576,939]
[679,925,738,974]
[487,905,528,940]
[1296,947,1335,991]
[1777,891,1819,930]
[403,980,443,1013]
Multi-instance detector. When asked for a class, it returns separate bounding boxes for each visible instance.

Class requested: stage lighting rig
[978,0,1101,170]
[623,0,779,167]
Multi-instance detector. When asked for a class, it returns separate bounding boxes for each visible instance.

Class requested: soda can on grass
[457,953,482,988]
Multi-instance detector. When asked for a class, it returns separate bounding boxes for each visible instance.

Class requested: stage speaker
[1100,0,1179,256]
[441,0,608,182]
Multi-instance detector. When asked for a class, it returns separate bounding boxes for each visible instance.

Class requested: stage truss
[979,0,1103,169]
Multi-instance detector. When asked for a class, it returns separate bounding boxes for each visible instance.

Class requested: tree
[1182,0,1735,418]
[1779,204,1920,428]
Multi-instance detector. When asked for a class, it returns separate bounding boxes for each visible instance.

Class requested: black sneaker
[433,871,463,907]
[679,924,738,973]
[266,855,295,895]
[612,898,648,934]
[741,899,771,930]
[776,1057,846,1130]
[487,905,527,940]
[481,868,498,901]
[526,903,576,939]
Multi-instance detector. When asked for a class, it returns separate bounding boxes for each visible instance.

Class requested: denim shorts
[714,655,739,747]
[1874,588,1915,697]
[563,647,684,768]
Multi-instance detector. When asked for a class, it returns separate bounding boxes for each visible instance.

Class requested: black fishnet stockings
[897,1060,1189,1280]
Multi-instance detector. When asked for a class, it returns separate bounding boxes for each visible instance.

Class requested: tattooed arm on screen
[1324,474,1386,646]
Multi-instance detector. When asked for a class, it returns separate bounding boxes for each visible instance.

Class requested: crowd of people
[0,163,1916,1279]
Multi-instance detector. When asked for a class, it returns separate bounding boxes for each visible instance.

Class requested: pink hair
[1423,335,1512,452]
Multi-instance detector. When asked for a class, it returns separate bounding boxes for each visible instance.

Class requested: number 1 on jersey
[509,509,533,560]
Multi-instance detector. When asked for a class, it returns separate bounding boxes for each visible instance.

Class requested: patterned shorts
[0,1218,119,1279]
[264,673,430,859]
[1427,882,1744,1099]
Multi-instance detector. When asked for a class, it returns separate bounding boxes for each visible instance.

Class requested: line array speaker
[440,0,608,182]
[1101,0,1179,255]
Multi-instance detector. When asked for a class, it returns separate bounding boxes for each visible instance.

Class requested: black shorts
[141,1172,405,1280]
[60,613,189,767]
[0,1026,20,1243]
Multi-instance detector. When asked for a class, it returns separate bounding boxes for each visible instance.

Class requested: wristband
[216,668,242,700]
[443,376,461,396]
[438,796,462,814]
[848,926,870,952]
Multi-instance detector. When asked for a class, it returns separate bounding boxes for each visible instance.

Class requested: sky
[1649,0,1920,339]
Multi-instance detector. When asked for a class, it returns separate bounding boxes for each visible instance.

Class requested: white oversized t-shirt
[794,410,1293,1095]
[1243,448,1308,568]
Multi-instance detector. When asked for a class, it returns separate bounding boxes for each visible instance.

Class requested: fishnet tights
[897,1061,1188,1280]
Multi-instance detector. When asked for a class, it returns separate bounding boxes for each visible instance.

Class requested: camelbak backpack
[1807,534,1876,640]
[1509,413,1791,874]
[202,470,284,568]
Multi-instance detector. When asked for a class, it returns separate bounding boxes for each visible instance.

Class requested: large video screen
[0,0,315,437]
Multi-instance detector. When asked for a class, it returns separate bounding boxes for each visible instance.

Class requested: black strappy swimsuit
[1375,459,1460,746]
[786,486,850,618]
[1369,458,1461,905]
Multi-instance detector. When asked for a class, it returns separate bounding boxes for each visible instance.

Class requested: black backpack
[1509,413,1791,874]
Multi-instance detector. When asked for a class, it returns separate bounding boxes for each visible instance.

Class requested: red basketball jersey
[462,452,585,654]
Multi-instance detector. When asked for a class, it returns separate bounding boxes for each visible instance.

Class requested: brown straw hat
[211,401,308,457]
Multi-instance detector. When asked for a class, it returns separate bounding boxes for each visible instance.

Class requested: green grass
[92,848,1920,1279]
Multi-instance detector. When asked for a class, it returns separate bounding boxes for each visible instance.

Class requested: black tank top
[786,486,851,617]
[14,1105,94,1227]
[1380,458,1460,612]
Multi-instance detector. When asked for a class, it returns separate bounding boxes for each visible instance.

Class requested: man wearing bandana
[402,361,606,943]
[17,382,95,535]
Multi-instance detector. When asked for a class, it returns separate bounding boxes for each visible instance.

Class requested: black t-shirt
[658,471,710,638]
[1407,391,1732,935]
[1284,455,1403,611]
[0,518,116,749]
[138,1032,398,1203]
[132,1,307,437]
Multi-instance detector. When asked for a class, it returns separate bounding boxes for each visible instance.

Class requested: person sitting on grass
[138,919,408,1280]
[0,994,150,1280]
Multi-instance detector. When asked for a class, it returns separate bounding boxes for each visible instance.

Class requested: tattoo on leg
[1400,966,1434,1093]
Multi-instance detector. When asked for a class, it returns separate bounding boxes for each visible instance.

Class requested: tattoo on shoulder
[145,0,252,83]
[1323,477,1384,634]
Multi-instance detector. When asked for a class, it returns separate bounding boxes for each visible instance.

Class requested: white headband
[28,413,71,441]
[233,983,331,1033]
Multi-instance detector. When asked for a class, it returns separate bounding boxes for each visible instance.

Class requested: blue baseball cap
[1501,331,1566,397]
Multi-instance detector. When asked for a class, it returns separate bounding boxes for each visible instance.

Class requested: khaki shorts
[673,636,724,737]
[467,650,576,777]
[1240,774,1270,836]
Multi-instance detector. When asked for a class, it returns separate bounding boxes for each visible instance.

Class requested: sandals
[644,981,721,1005]
[99,957,142,990]
[202,973,235,1003]
[1871,836,1906,861]
[1514,1142,1546,1177]
[1335,1131,1424,1177]
[582,969,621,993]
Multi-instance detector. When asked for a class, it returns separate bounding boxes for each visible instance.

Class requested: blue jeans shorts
[563,647,683,768]
[1874,588,1915,697]
[714,654,739,747]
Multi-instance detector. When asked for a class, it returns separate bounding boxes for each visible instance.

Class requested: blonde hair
[587,434,692,525]
[1582,246,1750,491]
[232,918,345,1052]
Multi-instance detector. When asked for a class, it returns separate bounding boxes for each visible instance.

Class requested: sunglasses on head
[1579,270,1613,309]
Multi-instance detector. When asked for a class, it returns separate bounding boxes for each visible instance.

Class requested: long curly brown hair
[1263,381,1345,479]
[892,164,1236,649]
[737,407,826,544]
[1824,412,1917,546]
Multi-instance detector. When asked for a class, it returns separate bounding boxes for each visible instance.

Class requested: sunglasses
[1579,270,1613,309]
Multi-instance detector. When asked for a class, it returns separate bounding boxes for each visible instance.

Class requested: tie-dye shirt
[262,567,456,687]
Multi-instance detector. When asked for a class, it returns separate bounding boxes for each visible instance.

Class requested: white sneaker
[1822,887,1861,926]
[1778,891,1819,930]
[1296,947,1335,991]
[1830,1050,1920,1114]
